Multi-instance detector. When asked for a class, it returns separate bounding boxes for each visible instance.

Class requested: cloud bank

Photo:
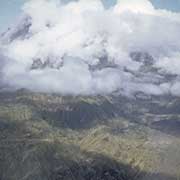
[0,0,180,96]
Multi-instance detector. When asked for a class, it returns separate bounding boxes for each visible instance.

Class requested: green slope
[0,90,180,180]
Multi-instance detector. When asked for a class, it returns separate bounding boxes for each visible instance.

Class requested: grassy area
[0,91,180,179]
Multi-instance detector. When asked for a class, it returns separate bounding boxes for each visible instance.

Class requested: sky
[0,0,180,32]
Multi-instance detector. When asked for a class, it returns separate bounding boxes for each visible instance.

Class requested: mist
[0,0,180,96]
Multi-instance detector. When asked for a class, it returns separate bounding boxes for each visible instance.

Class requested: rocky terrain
[0,90,180,180]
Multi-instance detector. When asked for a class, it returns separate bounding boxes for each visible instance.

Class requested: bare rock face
[130,51,154,66]
[1,16,32,43]
[31,58,56,70]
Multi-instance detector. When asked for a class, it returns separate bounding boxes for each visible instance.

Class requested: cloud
[1,0,180,96]
[114,0,155,14]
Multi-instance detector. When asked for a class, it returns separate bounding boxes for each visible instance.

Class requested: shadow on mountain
[0,139,177,180]
[151,119,180,137]
[39,100,123,129]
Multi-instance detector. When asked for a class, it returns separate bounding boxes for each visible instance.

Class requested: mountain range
[0,14,180,180]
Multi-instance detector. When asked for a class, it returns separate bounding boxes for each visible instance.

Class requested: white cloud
[1,0,180,96]
[114,0,155,14]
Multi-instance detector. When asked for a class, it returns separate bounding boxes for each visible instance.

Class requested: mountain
[0,16,32,43]
[0,14,180,180]
[1,15,177,97]
[0,90,180,180]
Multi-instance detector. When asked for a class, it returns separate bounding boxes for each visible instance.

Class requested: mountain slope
[0,91,180,180]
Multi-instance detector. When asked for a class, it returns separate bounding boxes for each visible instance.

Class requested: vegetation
[0,90,180,180]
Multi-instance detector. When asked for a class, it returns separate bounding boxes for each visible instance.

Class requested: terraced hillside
[0,90,180,180]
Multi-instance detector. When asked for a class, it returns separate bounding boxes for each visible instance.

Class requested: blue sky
[0,0,180,32]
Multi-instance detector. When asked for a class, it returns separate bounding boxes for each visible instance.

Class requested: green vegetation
[0,91,180,180]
